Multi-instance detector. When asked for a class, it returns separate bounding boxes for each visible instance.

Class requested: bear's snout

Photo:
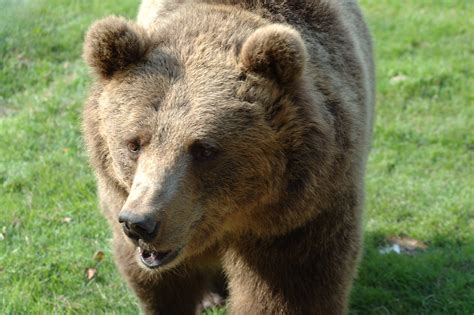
[118,211,159,242]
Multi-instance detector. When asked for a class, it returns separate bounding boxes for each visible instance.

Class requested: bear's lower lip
[138,247,180,269]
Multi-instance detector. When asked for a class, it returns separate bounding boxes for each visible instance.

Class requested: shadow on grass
[350,232,474,314]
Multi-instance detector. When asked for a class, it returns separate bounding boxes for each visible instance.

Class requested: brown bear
[82,0,374,314]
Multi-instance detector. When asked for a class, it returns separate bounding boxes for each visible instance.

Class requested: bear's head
[84,8,331,271]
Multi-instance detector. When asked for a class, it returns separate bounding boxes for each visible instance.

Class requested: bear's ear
[83,16,151,79]
[240,24,307,84]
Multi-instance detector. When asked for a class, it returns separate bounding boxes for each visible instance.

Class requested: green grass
[0,0,472,313]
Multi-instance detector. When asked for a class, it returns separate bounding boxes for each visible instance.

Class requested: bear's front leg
[112,234,211,315]
[223,223,360,315]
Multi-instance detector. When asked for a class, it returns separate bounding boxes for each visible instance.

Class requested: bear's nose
[118,212,158,242]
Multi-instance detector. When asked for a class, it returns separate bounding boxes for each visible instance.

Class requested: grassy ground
[0,0,472,314]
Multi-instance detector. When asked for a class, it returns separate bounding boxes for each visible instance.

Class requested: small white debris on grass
[390,74,408,84]
[379,244,401,255]
[85,267,97,281]
[379,236,428,255]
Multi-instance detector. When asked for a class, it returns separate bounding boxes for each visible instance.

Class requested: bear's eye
[237,72,247,81]
[127,140,141,154]
[190,141,218,162]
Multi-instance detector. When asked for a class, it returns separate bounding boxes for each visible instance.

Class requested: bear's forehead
[148,5,264,62]
[100,78,258,145]
[101,69,251,137]
[102,48,245,115]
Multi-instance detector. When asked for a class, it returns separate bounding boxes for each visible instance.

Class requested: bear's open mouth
[138,247,180,269]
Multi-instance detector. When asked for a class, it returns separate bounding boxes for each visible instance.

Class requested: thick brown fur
[84,16,152,79]
[83,0,374,314]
